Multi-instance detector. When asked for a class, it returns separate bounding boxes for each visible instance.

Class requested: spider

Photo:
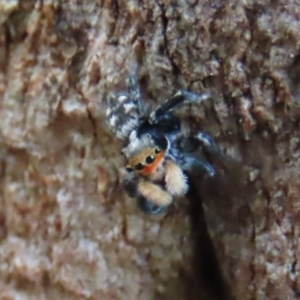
[106,76,221,214]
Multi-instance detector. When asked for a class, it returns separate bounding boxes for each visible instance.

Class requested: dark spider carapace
[106,76,221,214]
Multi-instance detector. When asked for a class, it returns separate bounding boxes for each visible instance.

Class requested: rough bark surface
[0,0,299,299]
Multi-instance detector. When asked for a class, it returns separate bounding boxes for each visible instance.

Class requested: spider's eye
[145,155,155,164]
[125,167,133,172]
[155,147,161,154]
[135,163,145,171]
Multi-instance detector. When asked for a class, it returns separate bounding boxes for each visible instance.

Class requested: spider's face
[125,146,165,175]
[122,130,169,176]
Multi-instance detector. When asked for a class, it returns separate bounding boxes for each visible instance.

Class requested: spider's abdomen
[106,93,139,140]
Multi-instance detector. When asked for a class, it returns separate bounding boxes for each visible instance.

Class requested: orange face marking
[126,147,165,175]
[139,151,165,176]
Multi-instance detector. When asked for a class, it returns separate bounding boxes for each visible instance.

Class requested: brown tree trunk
[0,0,299,299]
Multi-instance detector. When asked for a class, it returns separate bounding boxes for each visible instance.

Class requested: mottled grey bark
[0,0,299,299]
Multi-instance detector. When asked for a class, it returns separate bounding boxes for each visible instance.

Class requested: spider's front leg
[136,161,189,214]
[149,90,211,124]
[137,179,173,215]
[123,172,170,214]
[164,159,189,197]
[136,195,167,215]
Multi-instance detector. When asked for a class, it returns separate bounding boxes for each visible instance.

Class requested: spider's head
[125,146,165,175]
[122,131,168,176]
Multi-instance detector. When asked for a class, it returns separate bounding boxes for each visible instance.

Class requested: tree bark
[0,0,299,299]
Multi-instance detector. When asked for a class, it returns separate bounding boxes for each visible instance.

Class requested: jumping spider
[106,77,221,214]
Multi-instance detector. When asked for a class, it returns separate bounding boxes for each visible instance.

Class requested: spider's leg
[137,179,171,214]
[194,132,224,157]
[180,132,222,176]
[137,179,173,206]
[164,160,189,197]
[126,76,144,117]
[106,92,140,141]
[181,155,217,177]
[124,173,169,214]
[149,90,211,124]
[123,171,138,198]
[136,196,166,214]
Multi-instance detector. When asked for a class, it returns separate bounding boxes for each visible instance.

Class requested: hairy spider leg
[123,172,138,198]
[174,130,222,177]
[137,179,173,206]
[149,90,211,124]
[182,155,216,177]
[126,76,144,117]
[164,160,189,196]
[194,132,224,157]
[136,195,166,214]
[123,172,169,214]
